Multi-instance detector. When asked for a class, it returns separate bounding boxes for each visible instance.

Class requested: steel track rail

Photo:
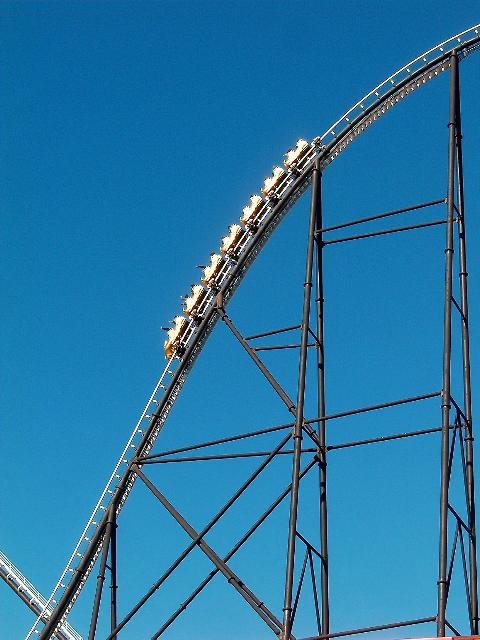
[0,551,82,640]
[32,25,480,639]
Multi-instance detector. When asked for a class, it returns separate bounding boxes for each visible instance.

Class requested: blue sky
[2,2,480,639]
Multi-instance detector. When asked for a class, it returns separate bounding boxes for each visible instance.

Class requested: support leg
[454,56,479,634]
[88,507,114,640]
[282,161,319,639]
[110,506,118,640]
[313,160,329,635]
[437,51,458,637]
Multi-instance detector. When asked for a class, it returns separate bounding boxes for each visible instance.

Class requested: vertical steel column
[282,163,319,640]
[110,507,118,639]
[454,57,479,633]
[88,507,114,640]
[437,51,458,637]
[313,160,329,635]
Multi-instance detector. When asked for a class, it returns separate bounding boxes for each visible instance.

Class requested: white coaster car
[261,166,288,199]
[183,284,208,319]
[241,195,267,230]
[220,224,246,259]
[164,315,188,359]
[284,139,312,172]
[201,253,226,289]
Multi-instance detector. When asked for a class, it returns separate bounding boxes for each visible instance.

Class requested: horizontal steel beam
[323,218,448,246]
[246,324,302,341]
[319,198,445,234]
[138,421,293,461]
[301,615,436,640]
[139,449,317,464]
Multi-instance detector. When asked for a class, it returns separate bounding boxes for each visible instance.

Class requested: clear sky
[2,2,480,639]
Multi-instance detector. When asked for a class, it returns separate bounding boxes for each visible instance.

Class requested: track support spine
[313,161,329,636]
[282,160,319,640]
[437,51,458,637]
[454,49,479,634]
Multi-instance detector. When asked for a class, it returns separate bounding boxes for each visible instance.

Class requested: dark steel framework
[34,43,480,640]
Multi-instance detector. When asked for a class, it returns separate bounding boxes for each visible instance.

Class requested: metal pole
[291,550,309,628]
[322,218,447,245]
[140,449,317,464]
[217,303,295,413]
[454,55,478,633]
[306,391,440,425]
[110,507,118,639]
[304,616,437,640]
[319,198,446,234]
[282,160,318,639]
[437,51,457,637]
[313,160,329,635]
[88,507,114,640]
[308,548,322,636]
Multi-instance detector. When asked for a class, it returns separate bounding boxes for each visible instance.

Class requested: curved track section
[30,25,480,639]
[0,552,82,640]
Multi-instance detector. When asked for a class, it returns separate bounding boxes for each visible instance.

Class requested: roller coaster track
[0,551,82,640]
[28,24,480,639]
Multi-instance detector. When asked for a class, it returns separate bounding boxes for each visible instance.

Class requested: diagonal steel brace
[215,299,322,452]
[134,465,284,637]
